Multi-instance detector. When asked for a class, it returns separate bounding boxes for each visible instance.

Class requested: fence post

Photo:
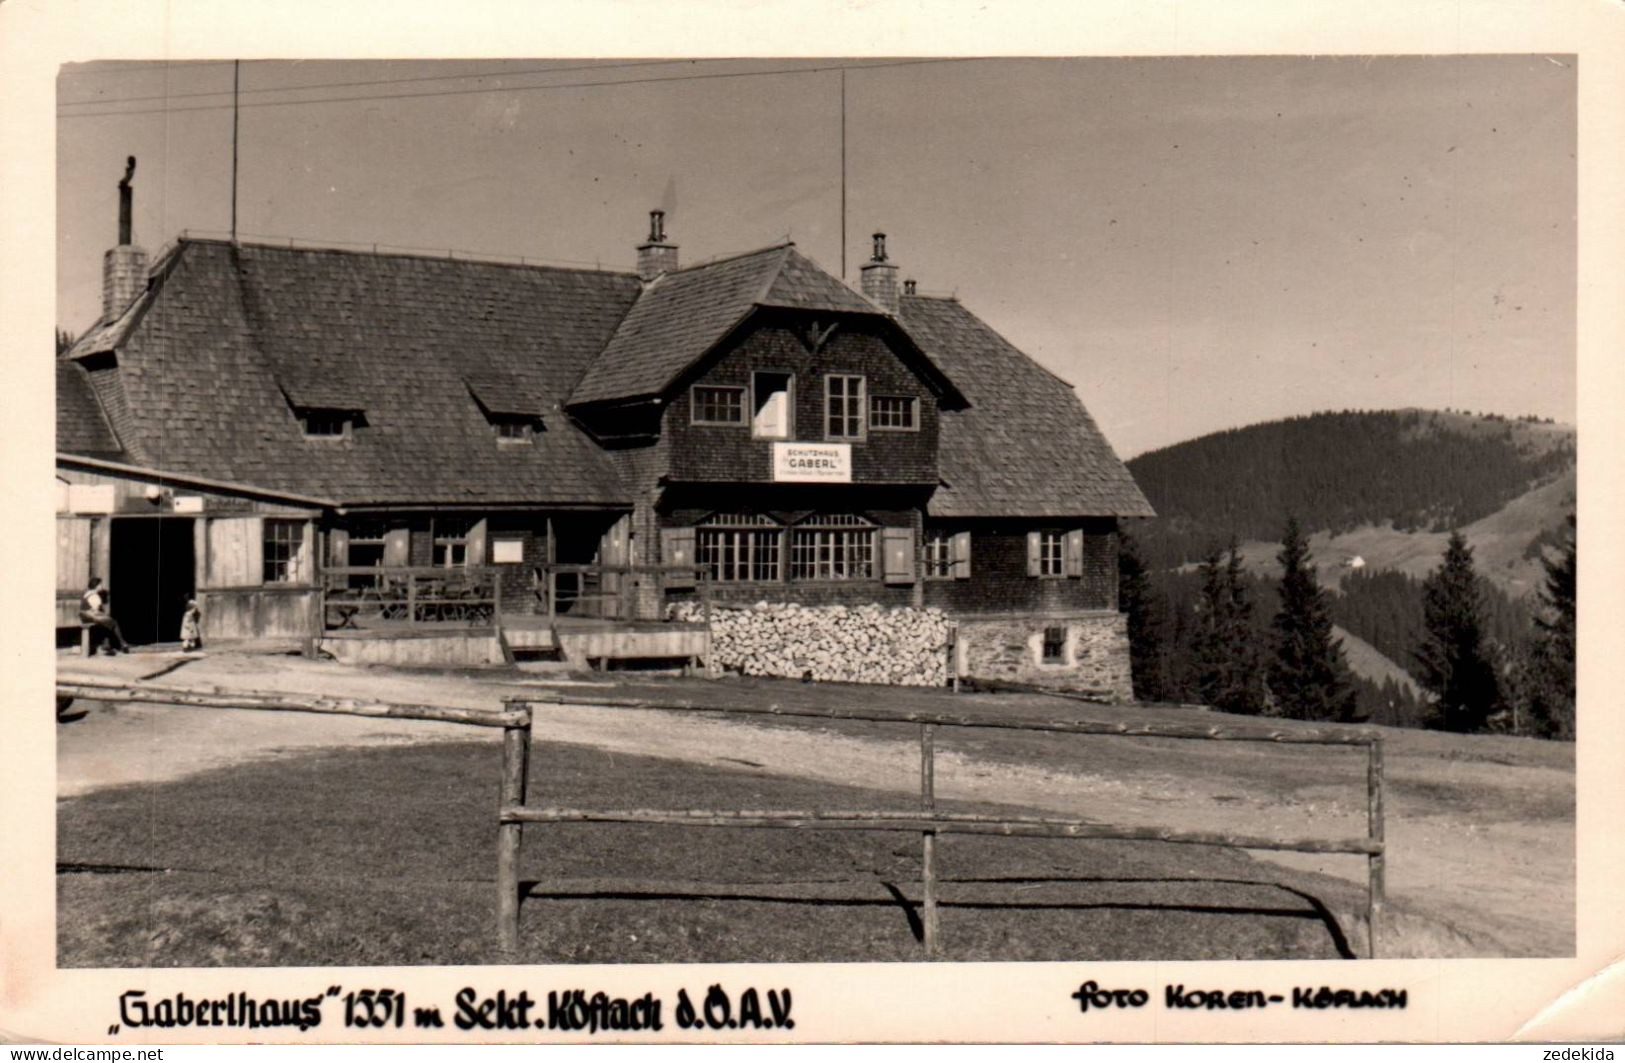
[497,702,534,957]
[920,721,940,958]
[1367,736,1385,959]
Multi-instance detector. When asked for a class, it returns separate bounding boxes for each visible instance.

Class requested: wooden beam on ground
[57,681,528,729]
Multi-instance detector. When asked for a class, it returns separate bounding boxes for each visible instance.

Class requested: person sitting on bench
[80,577,129,655]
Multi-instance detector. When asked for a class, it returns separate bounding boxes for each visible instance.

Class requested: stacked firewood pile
[668,601,952,686]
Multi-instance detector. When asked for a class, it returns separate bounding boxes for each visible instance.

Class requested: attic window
[492,416,537,444]
[301,409,356,439]
[692,385,746,426]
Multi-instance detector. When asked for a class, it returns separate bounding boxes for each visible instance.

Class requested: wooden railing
[536,562,711,623]
[499,692,1388,960]
[53,680,1388,961]
[321,565,501,629]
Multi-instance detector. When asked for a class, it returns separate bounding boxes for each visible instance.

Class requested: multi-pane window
[869,395,917,430]
[345,519,388,589]
[923,529,953,579]
[696,513,781,582]
[692,385,746,425]
[433,517,475,567]
[790,513,875,581]
[263,520,304,583]
[301,409,351,438]
[494,418,533,442]
[1042,625,1067,663]
[825,374,866,439]
[1039,530,1065,576]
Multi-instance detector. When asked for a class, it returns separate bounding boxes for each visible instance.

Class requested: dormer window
[492,416,536,444]
[300,408,358,439]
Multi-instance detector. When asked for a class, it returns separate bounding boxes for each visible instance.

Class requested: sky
[55,55,1576,458]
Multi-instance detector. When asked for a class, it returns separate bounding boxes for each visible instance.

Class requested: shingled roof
[901,295,1154,519]
[56,359,125,460]
[68,239,642,506]
[568,244,885,406]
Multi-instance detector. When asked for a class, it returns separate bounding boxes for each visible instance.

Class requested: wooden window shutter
[327,527,349,567]
[468,518,488,566]
[882,526,916,585]
[662,527,697,589]
[205,516,262,587]
[1065,529,1085,578]
[383,527,411,567]
[951,530,972,580]
[1026,530,1041,576]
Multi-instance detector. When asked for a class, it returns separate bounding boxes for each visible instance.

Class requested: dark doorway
[109,518,195,645]
[550,516,618,618]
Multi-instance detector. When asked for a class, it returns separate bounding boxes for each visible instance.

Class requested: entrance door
[109,517,196,645]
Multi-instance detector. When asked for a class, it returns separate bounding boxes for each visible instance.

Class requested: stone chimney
[636,209,678,281]
[859,232,900,314]
[102,156,149,321]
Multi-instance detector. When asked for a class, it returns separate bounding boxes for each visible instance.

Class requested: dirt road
[56,651,1573,957]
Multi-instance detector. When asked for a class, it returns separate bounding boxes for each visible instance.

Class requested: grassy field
[58,734,1375,966]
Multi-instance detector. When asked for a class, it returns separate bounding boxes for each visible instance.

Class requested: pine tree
[1269,517,1357,721]
[55,327,76,357]
[1527,513,1576,738]
[1117,528,1168,702]
[1194,539,1267,715]
[1415,531,1501,732]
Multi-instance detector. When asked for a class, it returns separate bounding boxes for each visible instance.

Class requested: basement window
[1041,626,1067,664]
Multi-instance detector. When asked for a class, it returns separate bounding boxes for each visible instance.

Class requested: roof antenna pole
[839,67,847,279]
[230,59,240,244]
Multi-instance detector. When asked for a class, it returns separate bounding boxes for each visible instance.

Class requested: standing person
[79,577,129,655]
[180,596,202,652]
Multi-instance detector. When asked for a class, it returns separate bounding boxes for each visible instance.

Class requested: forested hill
[1126,410,1573,568]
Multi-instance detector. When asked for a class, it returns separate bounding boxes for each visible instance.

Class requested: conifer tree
[1117,528,1168,702]
[1415,531,1501,732]
[1528,513,1576,738]
[1194,539,1267,715]
[1269,517,1358,721]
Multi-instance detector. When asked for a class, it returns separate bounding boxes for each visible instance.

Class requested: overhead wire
[58,56,981,119]
[58,58,709,109]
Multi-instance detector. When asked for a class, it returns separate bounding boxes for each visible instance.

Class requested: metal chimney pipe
[117,156,136,245]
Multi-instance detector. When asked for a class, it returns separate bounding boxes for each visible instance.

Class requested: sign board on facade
[492,537,525,564]
[65,484,116,514]
[772,442,852,483]
[172,495,205,514]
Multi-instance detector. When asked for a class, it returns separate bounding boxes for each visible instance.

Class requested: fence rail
[55,680,1387,961]
[501,693,1388,959]
[536,562,712,623]
[321,565,501,629]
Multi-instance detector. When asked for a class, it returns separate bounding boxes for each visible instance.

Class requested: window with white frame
[433,516,476,567]
[790,513,875,581]
[869,394,917,431]
[263,520,305,583]
[924,528,953,579]
[1039,530,1065,577]
[825,374,866,440]
[692,385,746,425]
[696,512,782,582]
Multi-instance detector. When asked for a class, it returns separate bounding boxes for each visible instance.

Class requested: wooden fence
[54,680,1386,961]
[321,565,502,630]
[503,692,1387,960]
[536,562,713,623]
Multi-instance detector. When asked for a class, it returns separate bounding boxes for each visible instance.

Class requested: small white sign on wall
[172,495,205,514]
[772,442,852,483]
[492,537,525,564]
[66,484,115,514]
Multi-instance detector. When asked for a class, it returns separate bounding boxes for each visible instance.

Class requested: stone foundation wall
[954,611,1132,701]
